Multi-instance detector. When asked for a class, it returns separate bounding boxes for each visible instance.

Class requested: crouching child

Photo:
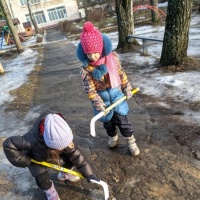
[3,111,99,200]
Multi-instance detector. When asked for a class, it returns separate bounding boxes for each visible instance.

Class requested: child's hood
[76,34,113,68]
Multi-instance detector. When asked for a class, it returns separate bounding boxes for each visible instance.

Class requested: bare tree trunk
[160,0,193,66]
[27,0,39,34]
[0,0,23,53]
[7,0,14,18]
[150,0,159,23]
[82,0,90,20]
[0,6,3,19]
[115,0,134,52]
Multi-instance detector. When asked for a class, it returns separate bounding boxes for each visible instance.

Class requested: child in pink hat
[3,111,99,200]
[76,21,140,156]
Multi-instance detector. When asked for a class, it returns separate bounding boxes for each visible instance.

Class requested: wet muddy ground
[0,28,200,200]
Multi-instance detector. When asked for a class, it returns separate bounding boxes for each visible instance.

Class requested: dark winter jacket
[3,111,93,178]
[76,34,132,122]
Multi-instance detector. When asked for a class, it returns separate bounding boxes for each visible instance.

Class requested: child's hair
[47,148,65,165]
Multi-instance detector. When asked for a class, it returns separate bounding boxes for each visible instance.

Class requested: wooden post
[0,62,5,74]
[142,39,148,55]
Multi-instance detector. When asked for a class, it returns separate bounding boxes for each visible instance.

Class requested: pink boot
[44,181,60,200]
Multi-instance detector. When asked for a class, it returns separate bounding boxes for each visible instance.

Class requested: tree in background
[150,0,159,23]
[27,0,39,34]
[115,0,134,52]
[160,0,193,66]
[0,3,4,19]
[82,0,93,20]
[0,0,23,52]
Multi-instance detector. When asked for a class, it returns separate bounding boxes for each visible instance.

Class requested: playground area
[0,18,34,50]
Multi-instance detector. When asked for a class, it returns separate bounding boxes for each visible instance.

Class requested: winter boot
[44,181,60,200]
[126,135,140,156]
[58,170,80,182]
[108,133,118,147]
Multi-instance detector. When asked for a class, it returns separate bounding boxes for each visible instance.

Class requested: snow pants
[103,111,134,138]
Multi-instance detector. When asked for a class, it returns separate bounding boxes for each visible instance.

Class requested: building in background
[5,0,80,32]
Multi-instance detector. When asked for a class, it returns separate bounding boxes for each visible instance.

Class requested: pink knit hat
[80,21,103,54]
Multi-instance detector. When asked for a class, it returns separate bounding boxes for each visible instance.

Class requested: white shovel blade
[90,111,105,137]
[90,179,109,200]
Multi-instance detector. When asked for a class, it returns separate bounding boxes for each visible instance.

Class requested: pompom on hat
[80,21,103,54]
[44,114,73,150]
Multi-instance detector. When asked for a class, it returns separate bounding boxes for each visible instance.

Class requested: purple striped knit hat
[44,114,73,150]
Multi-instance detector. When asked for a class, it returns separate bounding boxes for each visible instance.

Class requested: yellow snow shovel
[31,159,109,200]
[90,87,140,137]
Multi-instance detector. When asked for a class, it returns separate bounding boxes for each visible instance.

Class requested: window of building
[20,0,27,6]
[25,11,46,24]
[47,6,67,21]
[31,0,41,4]
[20,0,41,6]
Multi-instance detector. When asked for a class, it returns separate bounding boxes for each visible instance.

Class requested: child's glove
[100,106,106,112]
[87,174,100,183]
[100,106,109,115]
[125,90,133,100]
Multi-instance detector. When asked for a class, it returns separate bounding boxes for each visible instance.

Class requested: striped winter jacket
[80,51,133,122]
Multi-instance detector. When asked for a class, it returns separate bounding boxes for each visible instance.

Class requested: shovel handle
[31,159,84,178]
[90,87,140,137]
[105,87,140,114]
[90,179,109,200]
[31,159,109,200]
